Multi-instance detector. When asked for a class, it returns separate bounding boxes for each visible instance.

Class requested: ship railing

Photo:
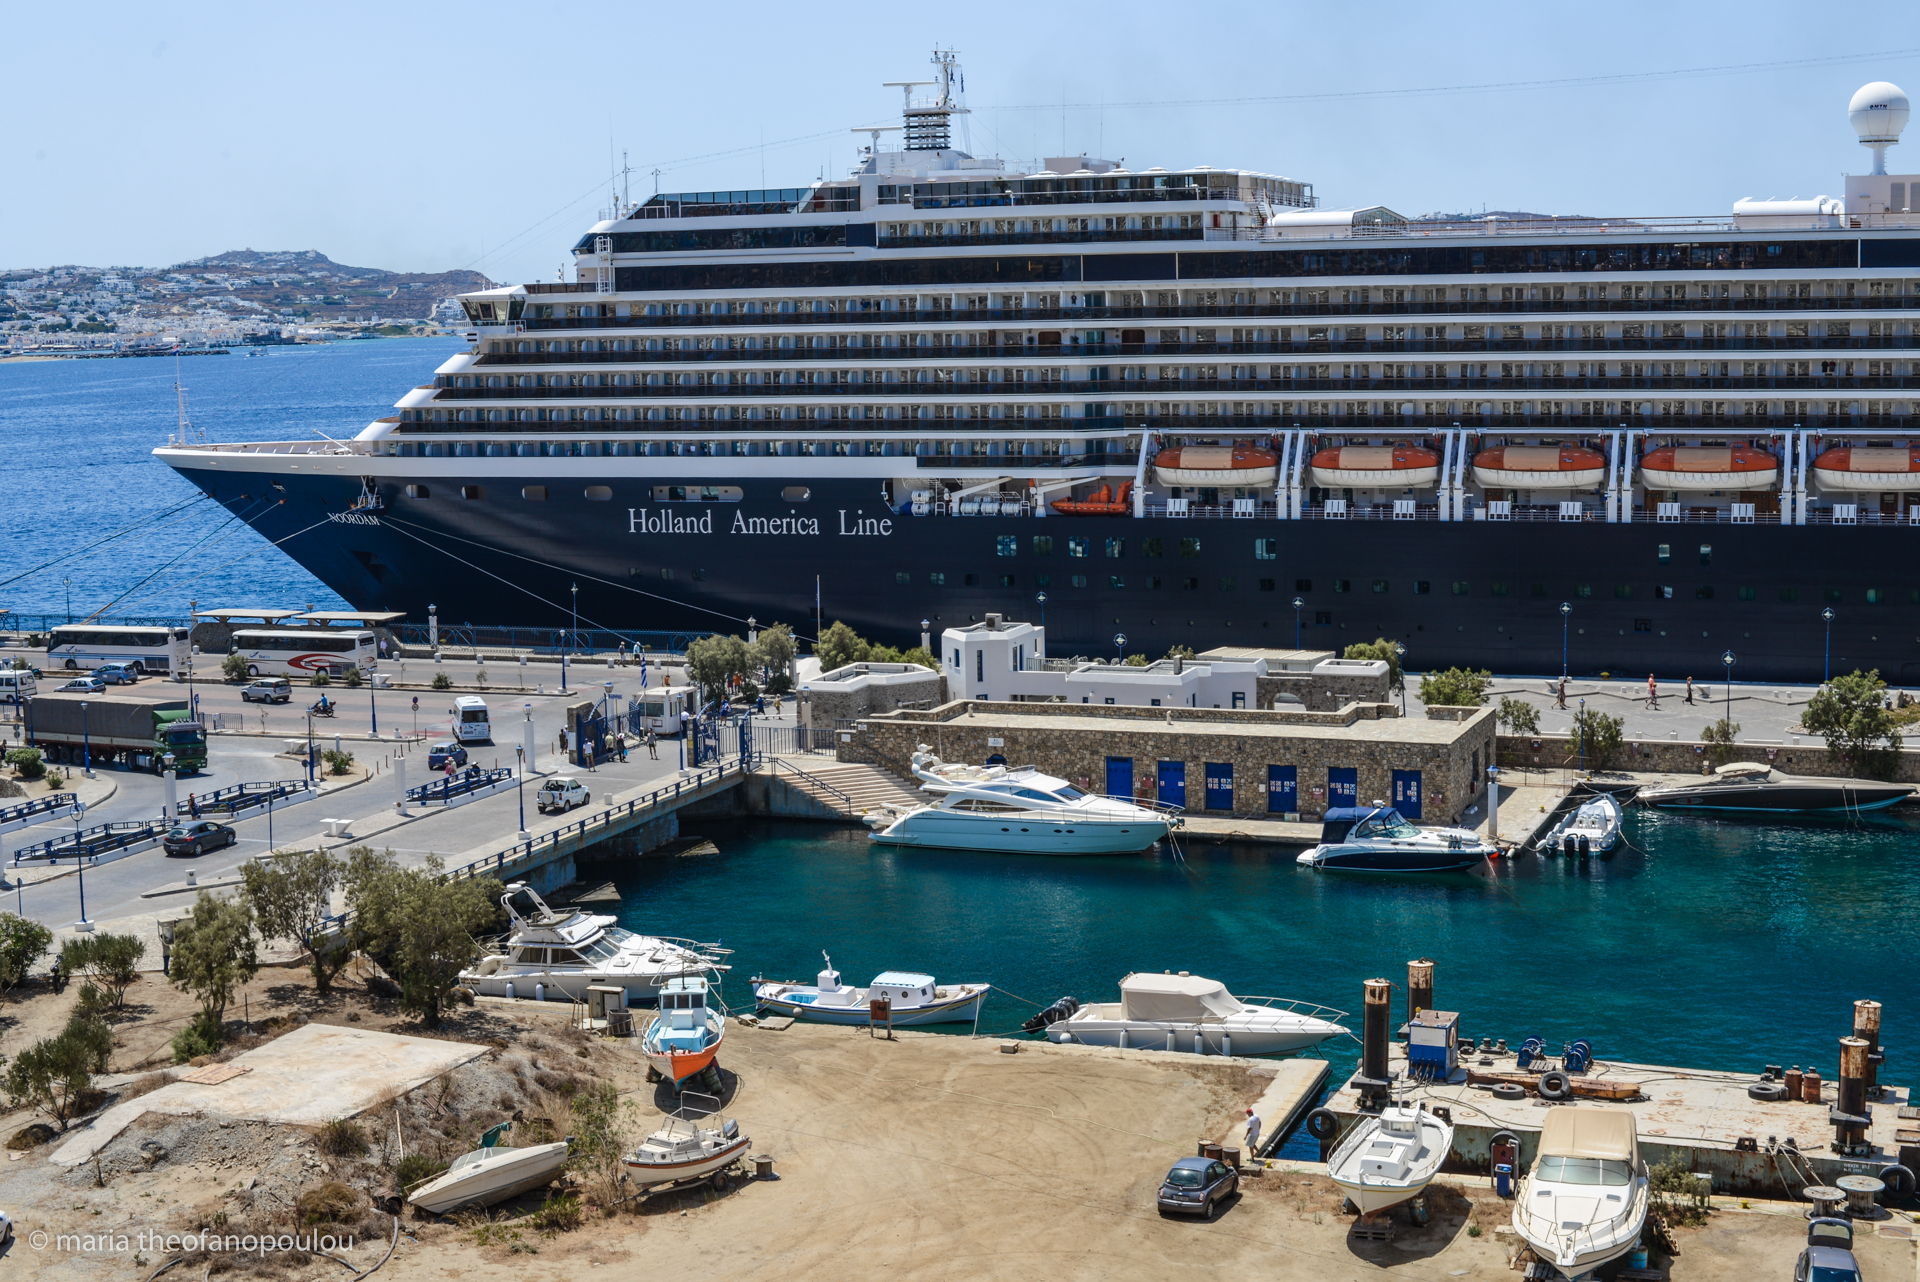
[1230,995,1352,1027]
[1144,501,1283,520]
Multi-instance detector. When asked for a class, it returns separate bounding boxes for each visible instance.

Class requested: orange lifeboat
[1152,444,1279,487]
[1310,442,1440,489]
[1639,445,1778,492]
[1471,444,1607,491]
[1810,444,1920,492]
[1051,480,1134,516]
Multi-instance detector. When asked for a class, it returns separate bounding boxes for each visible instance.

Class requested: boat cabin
[868,971,938,1007]
[1531,1106,1641,1185]
[1118,972,1247,1023]
[1318,806,1420,844]
[652,977,715,1051]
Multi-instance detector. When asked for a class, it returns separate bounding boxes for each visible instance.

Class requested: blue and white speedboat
[1295,807,1494,873]
[753,955,989,1026]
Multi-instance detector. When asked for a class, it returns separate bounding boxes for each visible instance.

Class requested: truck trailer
[27,690,207,774]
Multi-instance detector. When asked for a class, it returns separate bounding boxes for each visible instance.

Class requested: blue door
[1328,767,1357,808]
[1156,759,1187,808]
[1267,765,1297,814]
[1392,769,1423,820]
[1105,756,1134,800]
[1204,761,1233,811]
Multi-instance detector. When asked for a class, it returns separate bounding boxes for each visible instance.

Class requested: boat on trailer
[1327,1100,1453,1216]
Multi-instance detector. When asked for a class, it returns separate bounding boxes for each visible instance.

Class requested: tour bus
[46,625,189,675]
[628,685,698,737]
[453,695,490,743]
[229,629,376,678]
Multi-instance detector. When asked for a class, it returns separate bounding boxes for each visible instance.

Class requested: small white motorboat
[864,748,1178,856]
[406,1122,570,1214]
[753,954,989,1026]
[1296,806,1495,873]
[1511,1107,1649,1279]
[1537,793,1623,856]
[640,975,726,1090]
[459,882,730,1005]
[1045,971,1348,1056]
[1327,1101,1453,1216]
[622,1093,751,1191]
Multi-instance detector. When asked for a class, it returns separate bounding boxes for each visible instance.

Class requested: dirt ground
[0,970,1914,1282]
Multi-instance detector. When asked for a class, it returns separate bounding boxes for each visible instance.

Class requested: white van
[628,685,697,736]
[0,669,35,705]
[453,695,491,743]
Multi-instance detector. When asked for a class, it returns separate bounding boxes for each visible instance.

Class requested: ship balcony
[878,226,1204,250]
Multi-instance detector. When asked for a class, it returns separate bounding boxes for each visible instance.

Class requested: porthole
[459,485,485,501]
[584,486,613,501]
[780,486,811,502]
[522,486,548,500]
[405,485,430,499]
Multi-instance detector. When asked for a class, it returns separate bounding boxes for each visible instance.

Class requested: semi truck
[27,689,208,775]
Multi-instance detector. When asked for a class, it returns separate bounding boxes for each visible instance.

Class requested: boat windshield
[602,927,636,945]
[1357,816,1422,840]
[1535,1156,1634,1186]
[1051,785,1085,801]
[1165,1167,1206,1188]
[580,938,620,962]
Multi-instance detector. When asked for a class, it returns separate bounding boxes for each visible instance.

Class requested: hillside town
[0,248,491,354]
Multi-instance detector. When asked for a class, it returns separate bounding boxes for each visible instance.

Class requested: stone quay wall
[1502,732,1920,782]
[799,672,947,729]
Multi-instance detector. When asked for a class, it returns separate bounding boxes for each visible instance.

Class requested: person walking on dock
[1244,1107,1262,1155]
[1556,678,1567,710]
[188,793,200,820]
[1685,676,1695,705]
[645,727,658,760]
[1646,674,1659,709]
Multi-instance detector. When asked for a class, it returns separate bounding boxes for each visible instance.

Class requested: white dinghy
[1327,1100,1453,1216]
[1537,793,1623,856]
[406,1122,570,1214]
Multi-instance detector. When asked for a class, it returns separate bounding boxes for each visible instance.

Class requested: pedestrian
[755,693,766,715]
[558,727,569,759]
[188,792,200,819]
[1685,676,1695,705]
[1245,1107,1262,1155]
[618,735,628,763]
[618,640,628,666]
[1556,678,1567,710]
[1646,673,1658,709]
[679,708,690,737]
[773,693,783,716]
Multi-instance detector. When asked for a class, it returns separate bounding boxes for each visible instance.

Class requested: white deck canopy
[1119,972,1245,1022]
[1537,1106,1638,1163]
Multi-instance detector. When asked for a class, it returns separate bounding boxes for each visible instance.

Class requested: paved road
[1404,674,1838,744]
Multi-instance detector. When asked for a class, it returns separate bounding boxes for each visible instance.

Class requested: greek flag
[639,656,648,689]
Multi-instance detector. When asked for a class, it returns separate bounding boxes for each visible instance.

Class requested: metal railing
[766,757,855,807]
[13,819,162,864]
[390,625,699,655]
[442,760,745,882]
[177,779,314,817]
[0,792,78,826]
[408,767,515,805]
[757,725,838,756]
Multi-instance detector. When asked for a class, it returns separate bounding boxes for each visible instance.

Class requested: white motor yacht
[1511,1108,1650,1279]
[1045,971,1348,1055]
[864,748,1178,855]
[406,1122,570,1214]
[621,1092,751,1191]
[1295,806,1496,873]
[1327,1101,1454,1215]
[753,954,989,1026]
[459,882,730,1004]
[1538,793,1624,855]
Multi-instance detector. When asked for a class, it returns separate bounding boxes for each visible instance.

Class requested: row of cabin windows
[903,572,1279,591]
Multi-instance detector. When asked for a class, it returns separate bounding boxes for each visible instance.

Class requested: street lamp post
[1035,592,1047,631]
[80,700,91,778]
[1292,596,1304,650]
[1113,633,1127,665]
[305,710,315,783]
[72,799,92,932]
[567,584,578,693]
[368,662,378,737]
[1559,602,1572,682]
[1577,697,1587,774]
[515,745,528,838]
[1822,607,1835,683]
[64,576,71,624]
[1394,641,1407,716]
[920,618,931,656]
[1722,650,1735,727]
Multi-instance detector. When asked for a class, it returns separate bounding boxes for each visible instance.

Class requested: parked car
[241,678,292,704]
[164,820,237,857]
[1797,1218,1862,1282]
[56,677,106,694]
[537,778,589,814]
[1156,1156,1238,1219]
[93,662,143,685]
[427,741,468,770]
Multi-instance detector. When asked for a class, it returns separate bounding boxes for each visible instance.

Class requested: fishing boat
[1639,444,1779,491]
[1295,806,1495,873]
[1153,443,1280,487]
[753,954,989,1026]
[1309,442,1441,489]
[1536,793,1624,855]
[1326,1100,1453,1216]
[1511,1107,1650,1279]
[406,1122,570,1214]
[640,975,726,1090]
[1810,443,1920,491]
[1637,762,1913,814]
[621,1092,752,1191]
[459,882,730,1005]
[1471,444,1608,490]
[863,749,1178,855]
[1043,971,1348,1055]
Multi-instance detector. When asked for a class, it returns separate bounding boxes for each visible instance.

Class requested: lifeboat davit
[1810,445,1920,492]
[1472,444,1607,491]
[1153,444,1279,487]
[1639,445,1778,492]
[1310,442,1440,489]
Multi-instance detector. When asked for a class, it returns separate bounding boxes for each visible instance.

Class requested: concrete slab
[1180,814,1320,845]
[50,1022,488,1167]
[1219,1057,1330,1157]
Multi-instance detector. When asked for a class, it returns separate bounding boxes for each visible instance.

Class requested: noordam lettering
[627,508,713,535]
[327,512,381,526]
[730,511,820,536]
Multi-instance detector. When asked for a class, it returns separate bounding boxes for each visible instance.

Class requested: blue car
[93,662,143,685]
[1157,1156,1238,1219]
[427,741,468,770]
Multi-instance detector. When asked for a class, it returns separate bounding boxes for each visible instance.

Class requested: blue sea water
[0,339,463,621]
[609,806,1919,1097]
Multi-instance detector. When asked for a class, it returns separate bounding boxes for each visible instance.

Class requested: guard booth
[628,685,698,737]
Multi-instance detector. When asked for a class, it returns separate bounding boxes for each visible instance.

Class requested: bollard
[393,756,407,814]
[1802,1067,1822,1104]
[1835,1037,1869,1152]
[1853,1000,1883,1098]
[1785,1066,1804,1101]
[1358,978,1392,1104]
[1487,766,1500,845]
[1408,957,1435,1028]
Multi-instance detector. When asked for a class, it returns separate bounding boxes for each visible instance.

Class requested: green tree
[59,932,145,1009]
[221,652,249,681]
[1123,654,1149,668]
[568,1080,638,1206]
[168,891,259,1053]
[814,620,871,673]
[241,849,349,993]
[685,633,751,703]
[1419,667,1492,708]
[5,747,45,781]
[0,913,53,997]
[5,1014,113,1129]
[896,646,939,671]
[347,850,502,1028]
[1700,718,1742,767]
[1163,644,1197,662]
[749,623,796,689]
[1570,708,1627,772]
[1344,638,1405,693]
[322,748,354,775]
[1803,669,1904,779]
[1496,695,1541,735]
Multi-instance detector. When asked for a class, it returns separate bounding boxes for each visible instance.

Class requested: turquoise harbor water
[0,340,463,619]
[606,806,1918,1103]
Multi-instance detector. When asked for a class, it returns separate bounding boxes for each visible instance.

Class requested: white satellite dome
[1849,81,1910,143]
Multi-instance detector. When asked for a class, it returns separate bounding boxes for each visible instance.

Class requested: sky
[3,2,1916,285]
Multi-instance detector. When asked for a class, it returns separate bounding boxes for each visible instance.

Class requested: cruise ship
[158,58,1920,682]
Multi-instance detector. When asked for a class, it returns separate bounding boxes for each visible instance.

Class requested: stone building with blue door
[841,697,1497,825]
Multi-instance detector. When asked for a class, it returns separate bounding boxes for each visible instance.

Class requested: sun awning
[1119,972,1244,1022]
[1537,1106,1637,1162]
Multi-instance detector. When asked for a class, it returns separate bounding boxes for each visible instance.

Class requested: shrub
[765,672,793,695]
[0,913,53,995]
[4,747,45,781]
[528,1192,584,1233]
[431,672,453,691]
[1344,638,1405,693]
[240,848,350,992]
[167,891,259,1052]
[342,667,363,688]
[323,748,355,776]
[394,1152,449,1190]
[345,848,503,1027]
[568,1080,636,1207]
[1419,667,1492,708]
[60,931,146,1008]
[317,1118,369,1157]
[221,652,249,681]
[169,1011,224,1064]
[1700,718,1741,767]
[1649,1160,1712,1227]
[1803,669,1904,779]
[1570,708,1627,772]
[309,671,331,688]
[1496,696,1540,735]
[812,621,870,673]
[44,769,64,790]
[5,1014,114,1128]
[296,1180,364,1227]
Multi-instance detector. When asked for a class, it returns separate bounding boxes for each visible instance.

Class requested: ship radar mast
[885,48,969,151]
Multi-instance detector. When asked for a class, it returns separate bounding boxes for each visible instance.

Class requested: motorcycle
[308,701,336,718]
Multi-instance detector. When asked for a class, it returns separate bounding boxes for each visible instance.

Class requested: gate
[1156,759,1187,808]
[1105,756,1134,800]
[1266,765,1297,815]
[1392,769,1423,820]
[1328,766,1357,808]
[689,710,758,770]
[1204,761,1233,811]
